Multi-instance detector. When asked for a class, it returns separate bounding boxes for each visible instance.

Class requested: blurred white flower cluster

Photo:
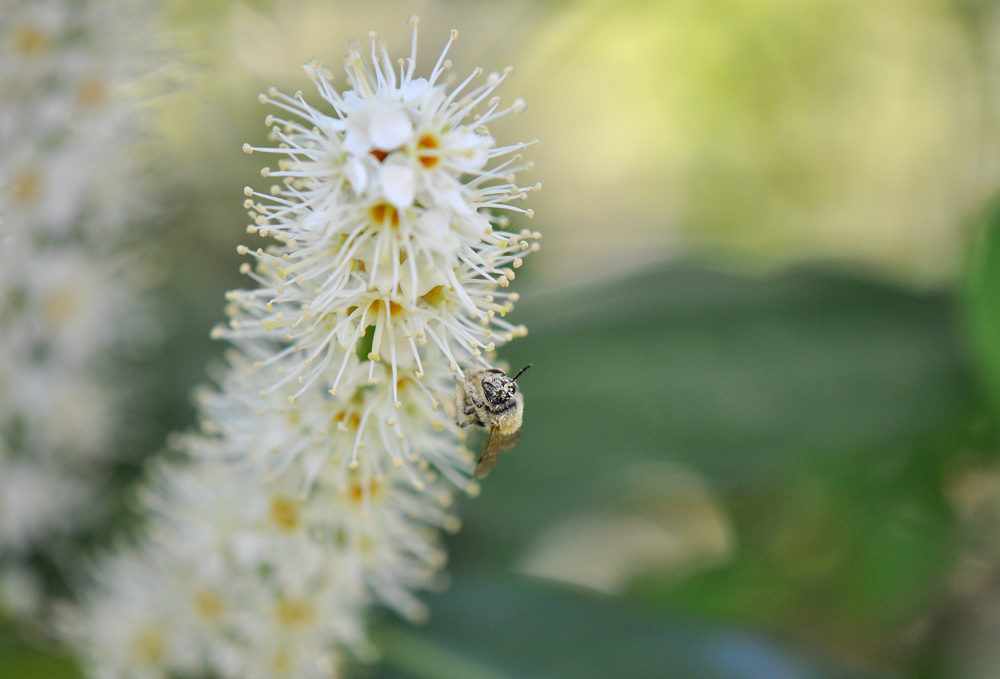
[67,17,539,678]
[0,0,162,615]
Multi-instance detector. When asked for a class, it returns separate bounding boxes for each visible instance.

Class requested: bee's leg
[463,380,485,409]
[455,383,473,414]
[452,383,479,427]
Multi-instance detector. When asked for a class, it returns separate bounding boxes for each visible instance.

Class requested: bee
[443,364,532,477]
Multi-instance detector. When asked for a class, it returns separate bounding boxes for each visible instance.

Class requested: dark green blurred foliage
[361,576,886,679]
[433,263,988,678]
[630,452,956,673]
[455,264,981,556]
[0,619,79,679]
[965,193,1000,412]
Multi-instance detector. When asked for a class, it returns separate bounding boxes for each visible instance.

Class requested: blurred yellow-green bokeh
[160,0,1000,285]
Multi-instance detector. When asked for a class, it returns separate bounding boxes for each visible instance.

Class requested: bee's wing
[498,429,520,451]
[475,427,502,477]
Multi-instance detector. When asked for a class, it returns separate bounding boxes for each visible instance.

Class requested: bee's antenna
[511,364,532,382]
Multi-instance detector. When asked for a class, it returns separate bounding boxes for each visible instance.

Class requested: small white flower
[0,457,91,552]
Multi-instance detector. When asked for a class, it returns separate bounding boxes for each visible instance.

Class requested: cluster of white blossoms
[0,0,161,616]
[67,17,539,679]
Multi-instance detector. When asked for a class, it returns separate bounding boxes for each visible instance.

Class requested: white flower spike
[0,0,163,619]
[67,18,539,678]
[221,17,540,483]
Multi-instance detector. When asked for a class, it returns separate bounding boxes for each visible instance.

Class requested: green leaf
[629,449,955,670]
[359,575,886,679]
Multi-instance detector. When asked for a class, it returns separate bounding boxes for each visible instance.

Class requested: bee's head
[481,372,515,405]
[481,364,531,405]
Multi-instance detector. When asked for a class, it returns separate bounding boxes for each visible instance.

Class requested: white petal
[230,532,264,568]
[433,180,475,216]
[415,209,459,256]
[369,106,412,150]
[343,123,370,156]
[451,144,490,172]
[399,78,430,102]
[372,265,395,295]
[341,90,362,109]
[343,157,368,194]
[446,130,493,172]
[380,160,416,209]
[399,255,448,299]
[415,209,450,239]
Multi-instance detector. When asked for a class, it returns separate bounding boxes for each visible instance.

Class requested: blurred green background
[12,0,1000,677]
